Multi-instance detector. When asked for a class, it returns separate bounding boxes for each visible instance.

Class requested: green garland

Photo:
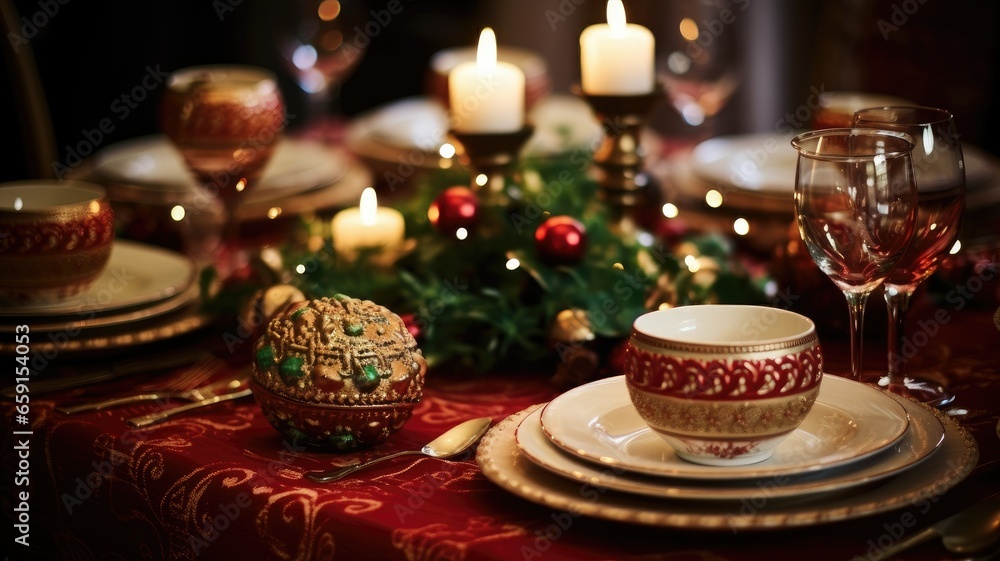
[216,153,769,372]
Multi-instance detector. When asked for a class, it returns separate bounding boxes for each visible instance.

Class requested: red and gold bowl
[0,181,114,305]
[624,305,823,466]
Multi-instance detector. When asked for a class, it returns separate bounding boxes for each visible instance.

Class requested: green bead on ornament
[279,356,306,384]
[355,363,382,393]
[256,345,276,370]
[329,429,358,451]
[284,426,310,445]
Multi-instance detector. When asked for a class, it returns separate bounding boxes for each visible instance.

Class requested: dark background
[2,0,999,183]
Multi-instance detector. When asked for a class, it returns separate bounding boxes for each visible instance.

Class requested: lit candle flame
[607,0,627,35]
[477,27,497,74]
[359,187,378,226]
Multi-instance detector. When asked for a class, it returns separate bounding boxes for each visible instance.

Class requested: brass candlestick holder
[575,84,663,240]
[450,125,534,205]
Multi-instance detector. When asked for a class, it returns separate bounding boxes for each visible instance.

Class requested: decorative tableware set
[477,307,979,530]
[0,181,206,354]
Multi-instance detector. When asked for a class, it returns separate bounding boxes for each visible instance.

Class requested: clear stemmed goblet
[854,107,965,405]
[160,65,286,278]
[657,0,741,136]
[278,0,368,124]
[791,128,918,382]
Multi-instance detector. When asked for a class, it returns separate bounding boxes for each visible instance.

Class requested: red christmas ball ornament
[428,187,479,237]
[398,312,423,340]
[535,216,587,265]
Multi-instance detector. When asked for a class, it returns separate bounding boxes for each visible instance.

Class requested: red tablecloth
[3,307,999,561]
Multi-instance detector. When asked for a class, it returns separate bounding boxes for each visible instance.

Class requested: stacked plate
[682,133,1000,213]
[0,240,209,355]
[477,375,979,530]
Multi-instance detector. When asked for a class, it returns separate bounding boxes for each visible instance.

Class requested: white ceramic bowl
[623,305,823,466]
[0,181,114,305]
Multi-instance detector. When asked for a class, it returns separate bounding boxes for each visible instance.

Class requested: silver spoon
[874,495,1000,560]
[305,417,493,483]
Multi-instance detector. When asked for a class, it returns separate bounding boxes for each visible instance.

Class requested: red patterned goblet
[160,65,285,277]
[624,305,822,466]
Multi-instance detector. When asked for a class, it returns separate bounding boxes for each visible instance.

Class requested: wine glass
[160,65,286,278]
[657,0,741,136]
[853,107,965,405]
[278,0,368,125]
[791,128,918,382]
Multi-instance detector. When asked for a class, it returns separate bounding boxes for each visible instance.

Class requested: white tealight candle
[448,27,526,133]
[331,188,405,259]
[580,0,655,95]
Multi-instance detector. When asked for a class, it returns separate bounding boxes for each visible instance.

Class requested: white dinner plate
[539,375,909,480]
[688,132,997,196]
[87,135,348,205]
[346,95,603,162]
[477,400,977,530]
[0,302,213,355]
[517,393,943,501]
[0,282,199,334]
[0,240,195,318]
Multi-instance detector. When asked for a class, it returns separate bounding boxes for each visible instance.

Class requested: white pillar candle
[448,27,525,133]
[331,187,405,258]
[580,0,655,95]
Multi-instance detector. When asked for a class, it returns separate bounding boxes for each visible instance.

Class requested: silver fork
[126,386,253,428]
[134,354,227,392]
[57,358,230,414]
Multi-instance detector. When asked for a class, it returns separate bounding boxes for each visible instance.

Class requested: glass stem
[884,286,913,390]
[222,196,241,246]
[843,291,870,382]
[216,183,247,279]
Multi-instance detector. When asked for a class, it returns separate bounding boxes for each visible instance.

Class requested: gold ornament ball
[250,294,427,450]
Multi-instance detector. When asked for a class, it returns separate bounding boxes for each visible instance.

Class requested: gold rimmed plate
[539,375,909,480]
[85,135,348,208]
[0,240,195,319]
[517,392,943,501]
[477,397,977,530]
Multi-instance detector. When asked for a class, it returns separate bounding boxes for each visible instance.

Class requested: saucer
[87,135,348,206]
[539,375,909,480]
[345,94,603,169]
[478,400,977,530]
[688,133,999,207]
[0,240,195,318]
[517,393,943,500]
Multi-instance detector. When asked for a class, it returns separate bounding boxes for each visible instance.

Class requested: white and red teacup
[0,181,114,305]
[624,305,823,466]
